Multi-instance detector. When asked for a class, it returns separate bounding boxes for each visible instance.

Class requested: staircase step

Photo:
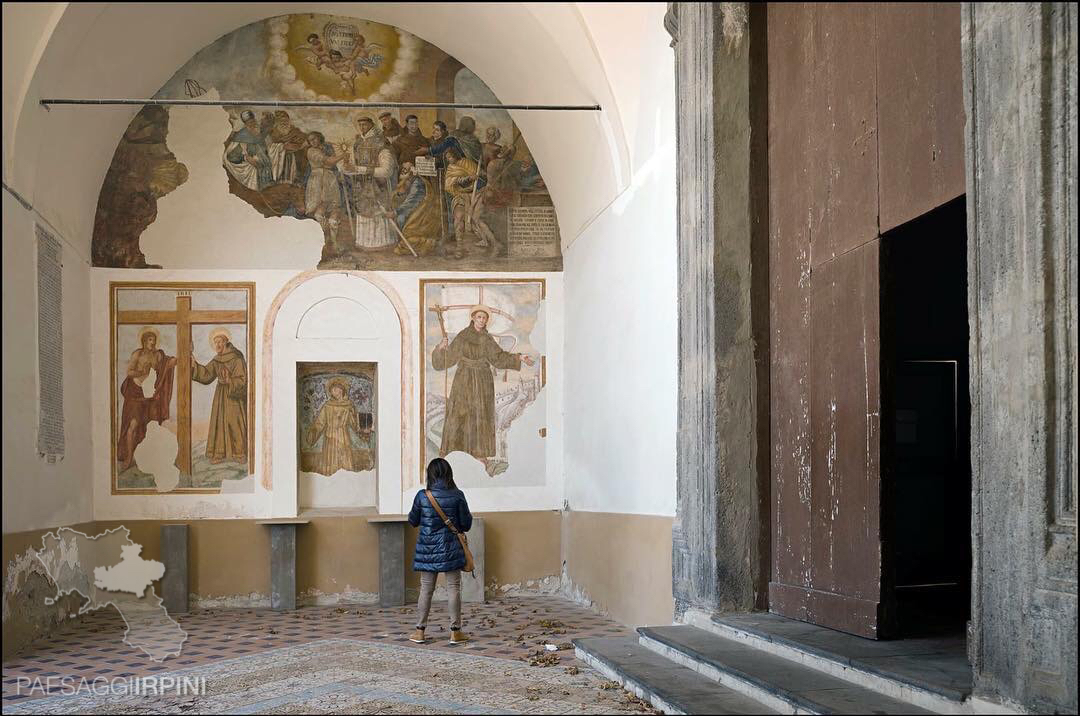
[638,625,935,715]
[573,636,778,715]
[708,613,971,707]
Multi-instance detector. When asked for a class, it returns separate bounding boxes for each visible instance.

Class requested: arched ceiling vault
[4,2,631,257]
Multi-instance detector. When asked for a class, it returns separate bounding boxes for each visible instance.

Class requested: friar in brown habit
[192,328,248,464]
[432,306,535,459]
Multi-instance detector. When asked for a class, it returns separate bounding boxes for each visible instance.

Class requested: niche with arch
[269,273,406,515]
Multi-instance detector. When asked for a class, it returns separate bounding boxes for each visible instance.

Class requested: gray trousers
[415,570,462,629]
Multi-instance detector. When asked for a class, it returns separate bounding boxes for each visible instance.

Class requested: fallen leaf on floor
[526,649,562,667]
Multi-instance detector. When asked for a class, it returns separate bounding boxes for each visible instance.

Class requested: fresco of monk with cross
[111,283,254,493]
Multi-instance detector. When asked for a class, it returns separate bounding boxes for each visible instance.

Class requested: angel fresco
[294,28,384,96]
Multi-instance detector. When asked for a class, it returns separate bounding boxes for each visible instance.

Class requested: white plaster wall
[2,190,95,534]
[90,268,564,521]
[563,4,678,517]
[138,94,326,270]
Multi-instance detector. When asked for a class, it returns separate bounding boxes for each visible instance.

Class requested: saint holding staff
[432,305,535,462]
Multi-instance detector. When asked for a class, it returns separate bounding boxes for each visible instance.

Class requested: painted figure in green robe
[192,328,248,464]
[432,306,535,460]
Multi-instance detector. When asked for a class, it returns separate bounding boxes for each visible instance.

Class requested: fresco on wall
[297,362,376,476]
[91,14,562,271]
[92,106,188,268]
[111,283,255,494]
[421,280,546,479]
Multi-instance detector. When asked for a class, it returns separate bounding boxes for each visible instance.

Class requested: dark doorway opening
[882,195,971,638]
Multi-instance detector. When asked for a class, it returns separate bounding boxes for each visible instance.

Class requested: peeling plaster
[3,546,86,659]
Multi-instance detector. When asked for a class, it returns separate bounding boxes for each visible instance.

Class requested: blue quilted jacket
[408,483,473,572]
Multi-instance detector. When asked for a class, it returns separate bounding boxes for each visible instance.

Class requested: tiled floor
[3,596,650,713]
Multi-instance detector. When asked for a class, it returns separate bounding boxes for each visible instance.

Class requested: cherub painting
[294,27,384,95]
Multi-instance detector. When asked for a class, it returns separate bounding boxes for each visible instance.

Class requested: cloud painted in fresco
[264,16,422,102]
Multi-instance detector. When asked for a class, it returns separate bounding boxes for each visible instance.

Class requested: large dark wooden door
[766,2,965,639]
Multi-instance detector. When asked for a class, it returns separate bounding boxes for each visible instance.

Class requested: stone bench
[159,516,483,614]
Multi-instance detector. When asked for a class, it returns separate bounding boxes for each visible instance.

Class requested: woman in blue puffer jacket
[408,457,473,645]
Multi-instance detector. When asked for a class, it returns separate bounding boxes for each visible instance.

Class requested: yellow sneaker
[409,628,427,644]
[449,629,469,644]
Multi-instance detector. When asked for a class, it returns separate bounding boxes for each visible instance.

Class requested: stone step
[638,625,935,715]
[702,613,971,713]
[572,636,778,715]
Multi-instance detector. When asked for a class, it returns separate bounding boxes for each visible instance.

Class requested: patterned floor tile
[3,596,645,713]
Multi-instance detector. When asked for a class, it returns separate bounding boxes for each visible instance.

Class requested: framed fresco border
[417,277,546,486]
[295,360,380,505]
[109,281,256,495]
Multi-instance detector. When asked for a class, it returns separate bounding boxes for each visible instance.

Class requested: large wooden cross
[116,293,246,475]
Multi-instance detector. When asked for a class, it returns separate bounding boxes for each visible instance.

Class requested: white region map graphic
[35,526,187,661]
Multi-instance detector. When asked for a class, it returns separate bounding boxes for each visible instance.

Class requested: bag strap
[426,490,460,535]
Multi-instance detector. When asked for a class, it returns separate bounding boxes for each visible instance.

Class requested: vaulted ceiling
[4,3,668,258]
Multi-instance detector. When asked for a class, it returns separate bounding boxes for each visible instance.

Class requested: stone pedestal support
[160,524,188,615]
[257,520,309,610]
[375,519,406,607]
[461,518,485,604]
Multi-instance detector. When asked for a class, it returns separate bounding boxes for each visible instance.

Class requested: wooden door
[766,2,965,639]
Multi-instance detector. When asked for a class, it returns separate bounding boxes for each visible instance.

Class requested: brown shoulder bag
[425,490,475,573]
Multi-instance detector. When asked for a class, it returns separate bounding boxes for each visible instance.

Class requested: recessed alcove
[269,272,407,517]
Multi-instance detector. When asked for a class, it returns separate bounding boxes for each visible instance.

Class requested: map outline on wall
[91,14,562,272]
[420,278,546,482]
[109,281,256,495]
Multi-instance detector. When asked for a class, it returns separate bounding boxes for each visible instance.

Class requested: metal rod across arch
[38,98,602,111]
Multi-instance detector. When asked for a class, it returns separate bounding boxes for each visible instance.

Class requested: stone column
[667,2,771,620]
[962,3,1077,711]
